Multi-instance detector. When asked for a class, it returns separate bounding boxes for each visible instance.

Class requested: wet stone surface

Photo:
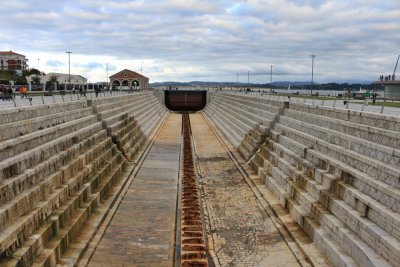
[190,113,301,267]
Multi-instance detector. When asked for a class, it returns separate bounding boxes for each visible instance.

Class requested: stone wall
[203,92,400,266]
[204,92,284,160]
[250,101,400,267]
[0,91,167,266]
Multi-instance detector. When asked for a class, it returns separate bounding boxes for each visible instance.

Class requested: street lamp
[310,54,316,96]
[66,51,72,90]
[270,65,273,83]
[106,63,109,90]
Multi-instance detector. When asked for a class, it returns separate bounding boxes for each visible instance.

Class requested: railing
[0,90,137,109]
[216,89,400,117]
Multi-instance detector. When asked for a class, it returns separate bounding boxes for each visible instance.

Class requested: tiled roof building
[110,69,149,90]
[0,50,28,71]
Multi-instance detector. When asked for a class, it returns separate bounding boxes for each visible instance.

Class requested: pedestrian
[372,91,377,105]
[20,86,27,99]
[363,90,371,106]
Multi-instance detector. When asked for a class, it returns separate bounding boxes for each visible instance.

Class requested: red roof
[110,69,148,79]
[0,50,25,57]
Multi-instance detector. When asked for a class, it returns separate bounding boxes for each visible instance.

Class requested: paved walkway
[2,92,400,117]
[88,113,182,267]
[190,113,305,267]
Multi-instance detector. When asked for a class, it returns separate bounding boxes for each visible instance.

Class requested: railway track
[179,113,208,267]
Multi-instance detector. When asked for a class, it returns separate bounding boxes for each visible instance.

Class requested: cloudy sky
[1,0,399,83]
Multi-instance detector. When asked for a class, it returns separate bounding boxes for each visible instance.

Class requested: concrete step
[204,105,242,147]
[0,100,88,125]
[288,102,400,132]
[0,115,98,161]
[260,146,391,267]
[214,97,275,126]
[0,139,117,259]
[271,134,400,240]
[266,135,400,266]
[280,114,400,168]
[0,136,112,230]
[1,149,126,266]
[284,108,400,150]
[0,122,103,181]
[275,122,400,189]
[0,107,93,142]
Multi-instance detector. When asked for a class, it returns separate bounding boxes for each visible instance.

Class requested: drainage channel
[179,113,208,267]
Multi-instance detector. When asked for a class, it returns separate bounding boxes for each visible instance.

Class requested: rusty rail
[180,113,208,267]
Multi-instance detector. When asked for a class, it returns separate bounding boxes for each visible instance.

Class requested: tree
[47,75,58,90]
[32,75,41,85]
[29,68,41,75]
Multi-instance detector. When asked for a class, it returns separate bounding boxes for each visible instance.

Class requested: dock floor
[88,113,181,267]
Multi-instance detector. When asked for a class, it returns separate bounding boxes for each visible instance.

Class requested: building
[110,69,149,90]
[26,72,87,91]
[0,50,28,71]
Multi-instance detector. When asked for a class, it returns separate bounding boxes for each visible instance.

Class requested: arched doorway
[131,80,140,90]
[122,80,129,90]
[112,80,120,90]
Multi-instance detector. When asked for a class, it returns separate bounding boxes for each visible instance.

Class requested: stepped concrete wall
[2,89,399,267]
[204,92,285,159]
[0,91,167,266]
[204,93,399,267]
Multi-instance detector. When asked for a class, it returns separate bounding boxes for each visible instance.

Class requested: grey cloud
[1,0,399,83]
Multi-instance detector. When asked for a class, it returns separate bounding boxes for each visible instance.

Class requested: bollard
[61,95,65,102]
[52,94,56,103]
[380,104,385,113]
[333,99,336,108]
[321,99,325,106]
[41,95,45,104]
[361,101,365,111]
[12,97,17,107]
[77,94,80,100]
[29,98,33,106]
[70,94,73,101]
[346,99,350,109]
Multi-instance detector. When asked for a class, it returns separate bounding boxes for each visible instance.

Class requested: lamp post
[66,51,72,90]
[270,65,273,83]
[310,54,316,96]
[106,63,109,90]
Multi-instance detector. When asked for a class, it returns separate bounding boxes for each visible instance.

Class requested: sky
[1,0,399,84]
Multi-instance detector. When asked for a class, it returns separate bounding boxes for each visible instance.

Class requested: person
[20,86,27,99]
[363,90,371,106]
[372,90,377,105]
